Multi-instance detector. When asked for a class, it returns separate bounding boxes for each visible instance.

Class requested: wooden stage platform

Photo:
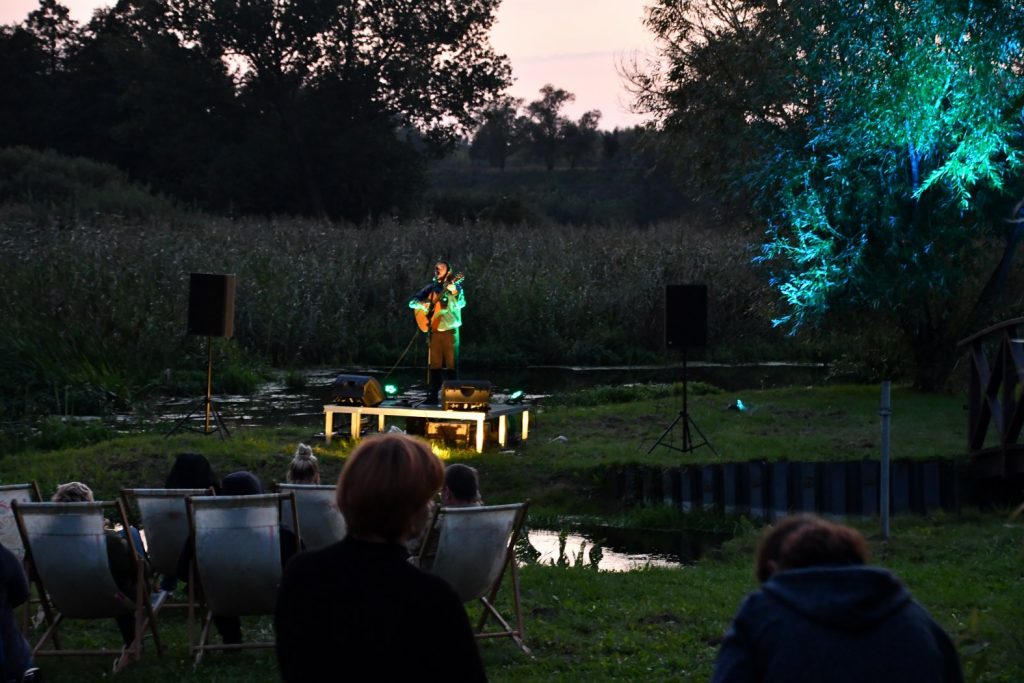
[324,402,530,452]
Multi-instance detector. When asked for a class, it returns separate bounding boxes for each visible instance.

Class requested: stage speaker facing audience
[274,434,486,682]
[712,514,963,683]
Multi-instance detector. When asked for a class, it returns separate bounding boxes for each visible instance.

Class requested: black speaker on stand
[167,273,236,439]
[649,284,718,456]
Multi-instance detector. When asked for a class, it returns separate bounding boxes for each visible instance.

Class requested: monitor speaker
[665,284,707,350]
[331,375,384,407]
[441,380,492,411]
[187,273,236,338]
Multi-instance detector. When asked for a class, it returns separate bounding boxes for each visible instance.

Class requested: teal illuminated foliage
[638,0,1024,388]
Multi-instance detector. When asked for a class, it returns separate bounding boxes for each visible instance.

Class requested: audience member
[160,452,219,592]
[274,434,486,682]
[0,542,33,682]
[410,463,483,568]
[177,471,301,645]
[51,481,150,648]
[712,514,964,683]
[441,463,483,506]
[164,452,219,492]
[286,443,320,484]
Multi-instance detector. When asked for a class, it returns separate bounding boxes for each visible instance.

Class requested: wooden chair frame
[13,499,163,674]
[185,491,299,667]
[419,501,531,655]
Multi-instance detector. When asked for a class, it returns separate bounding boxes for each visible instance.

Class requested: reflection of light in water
[527,530,680,573]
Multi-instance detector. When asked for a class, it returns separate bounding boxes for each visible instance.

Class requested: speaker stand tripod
[166,336,230,439]
[648,349,717,456]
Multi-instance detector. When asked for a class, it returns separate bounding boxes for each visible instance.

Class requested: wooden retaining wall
[604,460,971,518]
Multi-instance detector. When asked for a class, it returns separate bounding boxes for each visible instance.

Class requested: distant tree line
[469,85,606,171]
[0,0,510,221]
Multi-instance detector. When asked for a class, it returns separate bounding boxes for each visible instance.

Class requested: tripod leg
[647,412,686,454]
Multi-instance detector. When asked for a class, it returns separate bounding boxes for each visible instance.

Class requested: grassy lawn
[2,384,1020,681]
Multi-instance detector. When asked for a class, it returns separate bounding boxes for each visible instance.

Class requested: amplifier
[331,374,384,407]
[441,380,492,411]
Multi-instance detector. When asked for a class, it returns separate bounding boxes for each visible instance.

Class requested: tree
[634,0,1024,389]
[166,0,511,217]
[523,84,574,170]
[469,95,521,170]
[562,109,602,169]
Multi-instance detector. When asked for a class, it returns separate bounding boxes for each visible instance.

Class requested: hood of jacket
[761,565,911,631]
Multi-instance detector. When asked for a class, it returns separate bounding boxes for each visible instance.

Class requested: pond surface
[151,361,834,428]
[526,524,730,572]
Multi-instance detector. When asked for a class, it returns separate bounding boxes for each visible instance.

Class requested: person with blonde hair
[712,514,963,682]
[286,443,320,484]
[51,481,149,648]
[274,434,485,681]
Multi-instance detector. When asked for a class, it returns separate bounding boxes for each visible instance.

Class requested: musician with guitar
[408,261,465,404]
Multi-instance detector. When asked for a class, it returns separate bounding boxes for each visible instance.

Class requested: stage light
[384,384,398,397]
[727,398,747,412]
[506,390,524,405]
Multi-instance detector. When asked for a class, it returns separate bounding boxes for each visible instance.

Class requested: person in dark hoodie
[711,514,963,683]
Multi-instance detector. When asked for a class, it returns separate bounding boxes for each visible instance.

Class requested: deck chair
[277,483,346,550]
[0,482,43,562]
[121,488,212,603]
[185,492,298,666]
[12,499,163,674]
[419,501,531,654]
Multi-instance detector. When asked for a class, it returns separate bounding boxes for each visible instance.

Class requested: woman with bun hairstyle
[287,443,320,484]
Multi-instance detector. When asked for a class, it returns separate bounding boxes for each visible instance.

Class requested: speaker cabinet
[331,375,384,407]
[665,284,707,350]
[441,380,492,411]
[187,273,236,338]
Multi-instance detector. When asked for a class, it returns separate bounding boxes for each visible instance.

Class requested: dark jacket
[0,543,32,682]
[712,565,963,683]
[275,537,486,682]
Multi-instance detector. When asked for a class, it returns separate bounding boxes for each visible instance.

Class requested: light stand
[648,348,717,456]
[166,336,230,439]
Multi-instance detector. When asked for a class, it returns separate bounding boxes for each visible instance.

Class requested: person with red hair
[274,434,485,681]
[712,514,963,682]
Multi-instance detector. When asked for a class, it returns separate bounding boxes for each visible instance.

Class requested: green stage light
[384,384,398,396]
[507,390,524,405]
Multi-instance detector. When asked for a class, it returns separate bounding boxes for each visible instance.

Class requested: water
[151,361,832,427]
[526,524,729,572]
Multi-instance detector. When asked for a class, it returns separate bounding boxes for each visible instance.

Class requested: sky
[1,0,656,130]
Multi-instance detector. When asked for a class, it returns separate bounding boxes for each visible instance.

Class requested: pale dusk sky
[1,0,656,129]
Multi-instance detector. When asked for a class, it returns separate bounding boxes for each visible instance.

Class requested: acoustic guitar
[414,272,464,333]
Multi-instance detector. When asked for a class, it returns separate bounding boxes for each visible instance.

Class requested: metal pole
[879,381,891,540]
[205,336,213,433]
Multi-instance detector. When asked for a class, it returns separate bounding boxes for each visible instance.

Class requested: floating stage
[323,402,530,452]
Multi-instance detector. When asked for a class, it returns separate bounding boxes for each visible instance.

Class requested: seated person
[274,434,485,682]
[160,452,219,591]
[165,452,219,492]
[441,463,483,507]
[51,481,150,648]
[0,542,33,682]
[287,443,320,484]
[407,463,482,567]
[712,514,964,683]
[177,471,300,645]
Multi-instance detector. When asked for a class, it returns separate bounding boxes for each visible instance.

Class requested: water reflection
[526,525,728,572]
[150,362,832,427]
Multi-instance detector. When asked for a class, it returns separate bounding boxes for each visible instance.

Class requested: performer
[408,260,465,404]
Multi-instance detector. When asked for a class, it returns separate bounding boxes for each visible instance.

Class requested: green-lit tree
[634,0,1024,388]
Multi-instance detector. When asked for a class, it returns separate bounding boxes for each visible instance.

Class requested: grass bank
[1,385,1019,681]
